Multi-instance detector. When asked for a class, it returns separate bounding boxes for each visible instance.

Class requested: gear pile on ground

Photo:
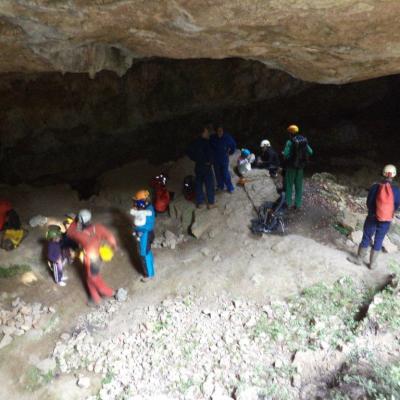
[0,297,55,349]
[48,276,400,400]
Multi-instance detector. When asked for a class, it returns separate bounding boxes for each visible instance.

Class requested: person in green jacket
[282,125,313,210]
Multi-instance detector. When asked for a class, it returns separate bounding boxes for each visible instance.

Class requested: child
[47,225,67,287]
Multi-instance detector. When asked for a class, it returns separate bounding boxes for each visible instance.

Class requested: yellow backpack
[1,229,26,251]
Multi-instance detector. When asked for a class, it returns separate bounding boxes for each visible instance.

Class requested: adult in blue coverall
[348,164,400,269]
[130,190,156,281]
[210,124,236,193]
[187,126,216,209]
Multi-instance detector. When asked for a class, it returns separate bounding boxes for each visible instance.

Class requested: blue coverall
[210,132,236,192]
[360,181,400,251]
[187,137,215,205]
[135,204,156,277]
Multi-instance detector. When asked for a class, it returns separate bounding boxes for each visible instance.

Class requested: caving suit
[67,221,116,304]
[187,137,215,205]
[130,205,156,278]
[210,132,236,192]
[360,180,400,251]
[283,136,313,208]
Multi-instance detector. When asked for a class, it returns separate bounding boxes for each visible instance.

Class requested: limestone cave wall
[0,58,399,186]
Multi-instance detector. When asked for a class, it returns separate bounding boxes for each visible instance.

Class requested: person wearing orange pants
[67,209,117,305]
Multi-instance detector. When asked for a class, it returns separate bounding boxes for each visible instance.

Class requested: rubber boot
[369,250,379,270]
[347,246,368,266]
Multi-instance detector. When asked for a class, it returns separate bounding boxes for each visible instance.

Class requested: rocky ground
[0,156,399,399]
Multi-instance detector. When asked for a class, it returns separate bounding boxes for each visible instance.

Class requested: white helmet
[383,164,397,178]
[78,209,92,225]
[260,139,271,148]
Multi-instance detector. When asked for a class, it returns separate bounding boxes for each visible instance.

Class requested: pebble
[77,376,91,389]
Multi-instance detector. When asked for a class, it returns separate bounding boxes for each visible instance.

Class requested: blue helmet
[241,148,251,157]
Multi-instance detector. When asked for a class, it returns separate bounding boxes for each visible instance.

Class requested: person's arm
[306,144,313,156]
[228,135,236,155]
[393,186,400,211]
[282,140,292,159]
[96,224,117,249]
[366,184,377,212]
[66,221,85,247]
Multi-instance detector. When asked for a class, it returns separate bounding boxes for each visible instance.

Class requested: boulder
[337,210,364,232]
[190,208,222,239]
[36,358,56,373]
[350,230,363,245]
[0,334,13,349]
[383,237,398,254]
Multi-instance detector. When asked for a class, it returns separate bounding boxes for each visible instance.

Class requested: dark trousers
[195,168,215,205]
[214,161,234,192]
[360,216,391,251]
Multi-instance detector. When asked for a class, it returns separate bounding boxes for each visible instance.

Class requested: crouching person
[237,149,256,177]
[130,190,155,282]
[46,225,68,287]
[67,209,117,305]
[348,165,400,269]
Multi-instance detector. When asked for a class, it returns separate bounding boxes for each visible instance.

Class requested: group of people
[1,122,399,307]
[187,123,313,211]
[44,187,157,305]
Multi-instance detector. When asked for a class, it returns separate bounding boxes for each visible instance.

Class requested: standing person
[348,165,400,269]
[67,209,117,305]
[282,125,313,210]
[256,139,280,178]
[210,123,236,193]
[186,126,216,209]
[130,190,156,282]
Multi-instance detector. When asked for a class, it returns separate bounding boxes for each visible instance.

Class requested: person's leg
[360,217,376,249]
[87,275,101,304]
[284,168,295,207]
[373,221,391,251]
[145,251,155,277]
[214,162,224,190]
[195,173,205,205]
[222,161,234,192]
[294,169,304,208]
[204,170,215,205]
[92,275,114,297]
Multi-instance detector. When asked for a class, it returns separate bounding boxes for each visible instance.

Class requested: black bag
[290,135,309,169]
[250,194,286,235]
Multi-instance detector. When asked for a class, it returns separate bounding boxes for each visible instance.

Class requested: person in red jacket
[67,209,117,305]
[150,173,171,214]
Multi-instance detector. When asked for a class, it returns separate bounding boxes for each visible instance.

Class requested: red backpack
[376,183,395,222]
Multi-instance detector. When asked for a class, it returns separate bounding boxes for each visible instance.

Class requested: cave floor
[0,158,397,399]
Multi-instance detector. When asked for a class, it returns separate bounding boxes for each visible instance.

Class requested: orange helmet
[287,125,299,134]
[133,190,150,201]
[132,190,151,209]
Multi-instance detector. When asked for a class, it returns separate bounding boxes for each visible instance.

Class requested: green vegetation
[0,264,31,278]
[25,366,55,392]
[253,277,369,351]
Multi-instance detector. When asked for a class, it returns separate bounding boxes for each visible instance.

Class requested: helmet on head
[47,225,62,240]
[383,164,397,178]
[63,213,76,226]
[260,139,271,148]
[99,244,114,262]
[78,209,92,225]
[133,190,151,209]
[154,173,167,186]
[287,125,299,134]
[241,149,251,158]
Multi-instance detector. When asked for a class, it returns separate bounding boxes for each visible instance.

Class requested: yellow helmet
[99,244,114,262]
[287,125,299,134]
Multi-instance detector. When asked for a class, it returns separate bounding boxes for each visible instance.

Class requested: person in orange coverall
[67,209,117,305]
